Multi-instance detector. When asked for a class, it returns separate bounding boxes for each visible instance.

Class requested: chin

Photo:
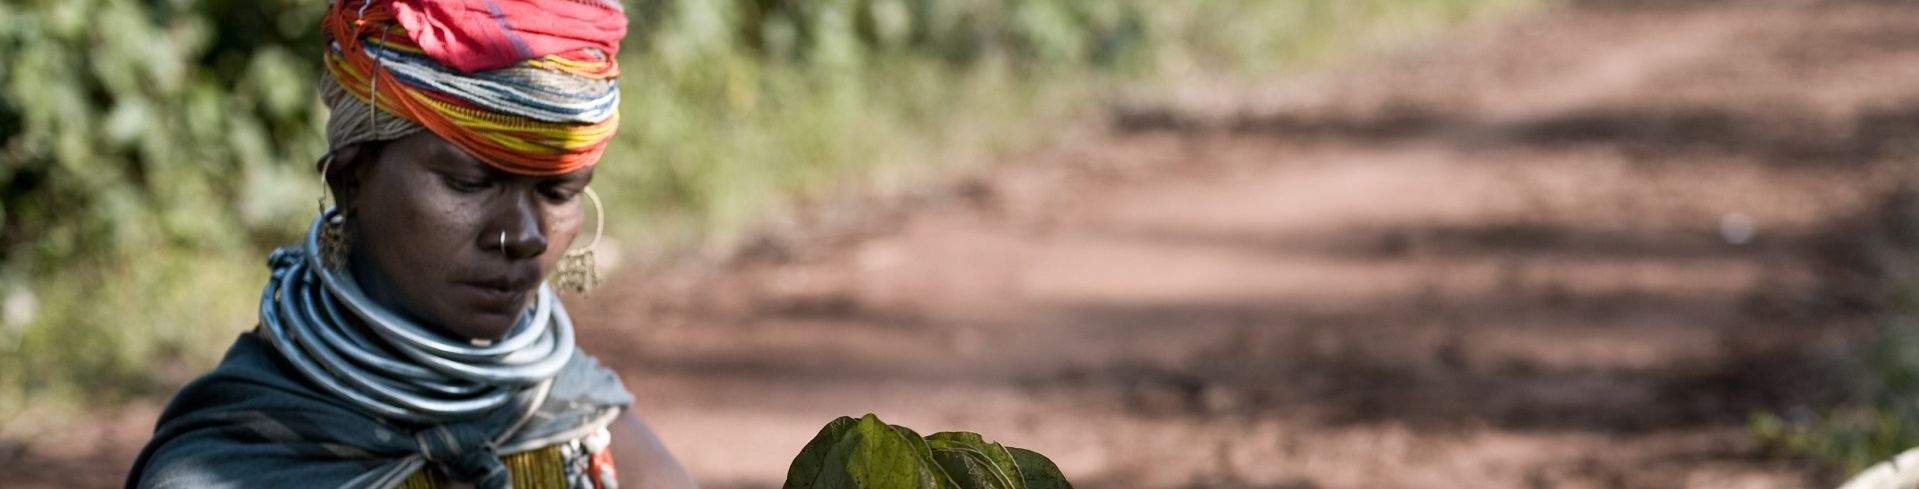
[460,314,522,342]
[438,294,536,341]
[422,305,521,342]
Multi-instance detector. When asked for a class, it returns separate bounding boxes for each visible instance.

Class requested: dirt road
[12,0,1919,487]
[579,1,1919,487]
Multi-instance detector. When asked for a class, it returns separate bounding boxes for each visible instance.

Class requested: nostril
[501,228,549,260]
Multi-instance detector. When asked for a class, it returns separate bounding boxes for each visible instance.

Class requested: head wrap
[321,0,627,176]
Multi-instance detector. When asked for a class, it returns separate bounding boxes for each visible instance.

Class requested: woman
[125,1,696,488]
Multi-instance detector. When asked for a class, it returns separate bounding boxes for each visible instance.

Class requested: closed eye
[441,174,490,193]
[540,184,581,203]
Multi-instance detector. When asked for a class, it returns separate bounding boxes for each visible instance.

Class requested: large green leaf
[928,445,1015,489]
[810,414,941,489]
[889,424,953,489]
[926,432,1022,489]
[1006,448,1072,489]
[786,415,1072,489]
[785,416,863,489]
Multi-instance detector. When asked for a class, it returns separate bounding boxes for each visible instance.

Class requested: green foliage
[784,414,1071,489]
[1753,317,1919,473]
[0,0,326,424]
[1749,198,1919,474]
[0,0,1537,430]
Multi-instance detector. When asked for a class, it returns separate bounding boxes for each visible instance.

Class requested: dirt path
[11,0,1919,488]
[574,1,1919,488]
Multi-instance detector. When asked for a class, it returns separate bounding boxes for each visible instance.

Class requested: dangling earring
[316,154,352,271]
[319,209,353,271]
[553,187,604,294]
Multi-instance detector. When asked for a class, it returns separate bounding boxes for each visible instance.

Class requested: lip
[460,284,526,312]
[458,276,539,312]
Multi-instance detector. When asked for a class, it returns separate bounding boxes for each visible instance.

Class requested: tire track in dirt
[574,1,1919,488]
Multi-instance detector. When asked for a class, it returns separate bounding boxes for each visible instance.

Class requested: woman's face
[331,131,594,341]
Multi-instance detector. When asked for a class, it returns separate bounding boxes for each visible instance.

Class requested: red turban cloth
[322,0,628,176]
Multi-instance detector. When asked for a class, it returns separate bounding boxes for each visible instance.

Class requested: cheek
[361,171,481,270]
[538,205,586,270]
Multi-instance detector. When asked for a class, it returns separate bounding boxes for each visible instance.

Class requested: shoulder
[608,411,699,489]
[549,351,634,406]
[540,349,691,488]
[127,333,405,489]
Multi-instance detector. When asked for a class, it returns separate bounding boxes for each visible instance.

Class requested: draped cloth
[389,0,627,73]
[322,0,627,176]
[124,333,633,489]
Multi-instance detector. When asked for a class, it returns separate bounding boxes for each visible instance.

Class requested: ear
[320,144,375,212]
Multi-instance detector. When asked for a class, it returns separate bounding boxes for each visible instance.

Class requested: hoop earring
[316,154,353,271]
[553,187,604,295]
[317,153,336,214]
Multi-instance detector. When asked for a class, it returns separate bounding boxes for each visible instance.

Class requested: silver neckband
[255,208,575,422]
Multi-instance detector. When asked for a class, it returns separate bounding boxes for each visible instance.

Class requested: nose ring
[498,231,507,257]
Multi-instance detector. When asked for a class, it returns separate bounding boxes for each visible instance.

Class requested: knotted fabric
[415,425,508,487]
[322,0,626,176]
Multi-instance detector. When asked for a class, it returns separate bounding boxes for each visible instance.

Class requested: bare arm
[610,411,698,489]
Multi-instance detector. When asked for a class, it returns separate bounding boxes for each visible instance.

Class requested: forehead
[380,131,485,170]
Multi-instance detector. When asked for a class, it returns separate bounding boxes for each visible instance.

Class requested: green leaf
[811,420,872,489]
[926,432,1022,489]
[889,424,953,489]
[811,414,940,489]
[929,446,1014,489]
[785,416,862,489]
[787,416,1073,489]
[1006,448,1072,489]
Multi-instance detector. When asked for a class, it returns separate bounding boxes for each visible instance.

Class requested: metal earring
[553,187,604,295]
[319,209,352,272]
[317,154,351,271]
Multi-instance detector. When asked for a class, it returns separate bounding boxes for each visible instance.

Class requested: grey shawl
[125,332,632,489]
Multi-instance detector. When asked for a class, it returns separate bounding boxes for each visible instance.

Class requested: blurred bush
[0,0,1531,426]
[0,0,330,421]
[1752,318,1919,474]
[1750,188,1919,474]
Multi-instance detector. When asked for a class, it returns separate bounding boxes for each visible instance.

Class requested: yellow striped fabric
[396,444,571,489]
